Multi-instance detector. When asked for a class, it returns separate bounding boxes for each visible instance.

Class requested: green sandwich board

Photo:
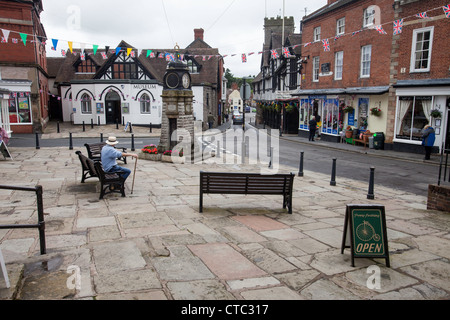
[341,204,390,267]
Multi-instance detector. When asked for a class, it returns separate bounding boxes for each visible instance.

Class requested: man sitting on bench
[101,136,138,182]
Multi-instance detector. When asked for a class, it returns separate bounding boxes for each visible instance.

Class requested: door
[105,91,121,124]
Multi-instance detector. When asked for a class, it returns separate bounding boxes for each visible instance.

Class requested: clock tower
[159,46,195,158]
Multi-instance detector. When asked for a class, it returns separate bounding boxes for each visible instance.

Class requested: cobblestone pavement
[0,121,449,302]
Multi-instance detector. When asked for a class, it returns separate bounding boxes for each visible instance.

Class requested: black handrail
[437,145,450,186]
[0,185,46,255]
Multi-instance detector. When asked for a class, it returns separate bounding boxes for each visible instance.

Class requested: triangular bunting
[93,45,99,55]
[68,41,73,53]
[20,33,28,46]
[1,29,10,43]
[52,38,58,50]
[115,47,121,55]
[127,48,133,57]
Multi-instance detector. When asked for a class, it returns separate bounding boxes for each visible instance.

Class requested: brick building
[0,0,49,134]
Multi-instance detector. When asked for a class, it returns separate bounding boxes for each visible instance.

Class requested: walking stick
[131,157,137,194]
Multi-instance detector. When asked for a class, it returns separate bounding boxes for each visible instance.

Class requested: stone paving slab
[0,146,449,301]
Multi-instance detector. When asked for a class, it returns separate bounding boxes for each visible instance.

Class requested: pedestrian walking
[208,112,215,129]
[309,116,317,141]
[421,125,435,160]
[101,136,138,181]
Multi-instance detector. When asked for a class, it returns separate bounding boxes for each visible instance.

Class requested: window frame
[363,7,375,28]
[313,27,321,42]
[334,51,344,80]
[360,45,372,78]
[336,17,345,36]
[8,94,32,124]
[81,93,92,114]
[140,93,152,114]
[313,56,320,82]
[410,26,434,73]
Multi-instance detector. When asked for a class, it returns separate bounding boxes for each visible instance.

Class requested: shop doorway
[105,91,121,124]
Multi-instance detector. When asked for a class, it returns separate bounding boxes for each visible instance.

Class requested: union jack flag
[1,37,6,43]
[443,5,450,18]
[322,39,330,52]
[352,30,362,37]
[393,19,403,35]
[101,52,108,59]
[415,12,428,19]
[80,53,85,61]
[375,25,387,35]
[282,47,291,58]
[12,38,18,44]
[165,53,175,62]
[270,49,279,59]
[61,49,66,57]
[241,53,247,63]
[304,42,311,47]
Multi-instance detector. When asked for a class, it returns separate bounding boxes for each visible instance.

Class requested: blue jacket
[422,127,435,147]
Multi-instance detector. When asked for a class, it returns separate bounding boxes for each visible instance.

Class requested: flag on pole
[393,19,403,35]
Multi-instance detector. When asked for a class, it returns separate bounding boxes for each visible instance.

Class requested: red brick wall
[427,184,450,212]
[301,0,394,89]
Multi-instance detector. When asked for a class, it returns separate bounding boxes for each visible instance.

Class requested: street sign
[341,204,390,267]
[240,83,251,101]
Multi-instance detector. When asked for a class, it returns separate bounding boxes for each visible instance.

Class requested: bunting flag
[270,49,279,59]
[93,44,98,55]
[1,29,10,43]
[127,47,133,57]
[105,46,110,55]
[68,41,73,53]
[393,19,403,35]
[165,52,175,61]
[375,25,387,35]
[61,49,66,57]
[415,12,428,19]
[334,35,342,41]
[80,52,85,61]
[20,33,27,46]
[443,5,450,18]
[52,38,58,50]
[282,47,291,58]
[322,39,330,52]
[12,38,18,44]
[241,53,247,63]
[115,47,121,55]
[146,49,152,58]
[101,52,108,59]
[1,37,6,43]
[352,30,362,36]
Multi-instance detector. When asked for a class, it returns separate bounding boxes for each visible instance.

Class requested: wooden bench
[85,142,127,164]
[94,161,126,199]
[199,171,295,214]
[75,151,98,183]
[352,131,373,150]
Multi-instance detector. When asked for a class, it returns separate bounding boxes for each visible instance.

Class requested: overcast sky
[40,0,327,77]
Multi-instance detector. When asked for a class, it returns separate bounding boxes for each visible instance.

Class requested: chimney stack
[194,28,204,41]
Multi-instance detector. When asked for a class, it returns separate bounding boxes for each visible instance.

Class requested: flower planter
[345,130,353,139]
[161,155,173,163]
[139,153,161,161]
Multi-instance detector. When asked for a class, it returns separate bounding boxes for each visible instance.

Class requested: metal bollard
[91,119,94,129]
[298,151,304,177]
[269,147,273,169]
[100,133,103,142]
[330,158,337,186]
[35,132,40,150]
[69,132,73,150]
[116,119,119,130]
[367,167,375,200]
[98,116,100,126]
[57,121,60,134]
[83,121,85,132]
[130,123,133,134]
[150,123,152,133]
[131,134,135,151]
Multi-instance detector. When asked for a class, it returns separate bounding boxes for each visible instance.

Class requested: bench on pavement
[75,151,98,183]
[84,142,127,164]
[352,131,373,150]
[94,161,126,199]
[199,171,295,214]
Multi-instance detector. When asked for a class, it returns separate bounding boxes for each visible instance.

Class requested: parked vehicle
[233,110,244,125]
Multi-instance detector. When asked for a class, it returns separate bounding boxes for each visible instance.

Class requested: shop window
[81,94,92,114]
[140,94,151,114]
[322,99,342,135]
[396,96,432,141]
[8,94,32,124]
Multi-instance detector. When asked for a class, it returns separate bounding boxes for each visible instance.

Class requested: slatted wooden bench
[94,161,126,199]
[75,151,98,183]
[85,142,127,164]
[199,171,295,214]
[353,131,373,150]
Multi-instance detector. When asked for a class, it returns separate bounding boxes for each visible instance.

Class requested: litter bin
[373,132,385,150]
[369,136,374,149]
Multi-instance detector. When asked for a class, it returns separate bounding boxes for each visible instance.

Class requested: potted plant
[162,150,173,162]
[139,144,161,161]
[345,126,354,139]
[430,109,442,118]
[370,107,381,116]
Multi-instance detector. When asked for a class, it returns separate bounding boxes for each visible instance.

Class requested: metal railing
[0,185,46,255]
[438,145,450,186]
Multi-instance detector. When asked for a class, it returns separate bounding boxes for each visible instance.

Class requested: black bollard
[35,132,40,150]
[330,158,337,186]
[83,121,85,132]
[69,133,73,150]
[122,116,125,126]
[91,119,94,129]
[57,121,60,133]
[367,167,375,199]
[98,116,100,126]
[116,119,119,130]
[298,151,304,177]
[149,123,152,133]
[100,133,103,142]
[130,123,133,134]
[131,134,135,151]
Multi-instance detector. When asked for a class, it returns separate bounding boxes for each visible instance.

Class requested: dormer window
[75,57,98,74]
[363,7,375,28]
[186,58,200,74]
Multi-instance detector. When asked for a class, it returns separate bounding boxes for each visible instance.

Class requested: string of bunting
[1,4,448,64]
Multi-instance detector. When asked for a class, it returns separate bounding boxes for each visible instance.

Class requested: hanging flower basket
[370,107,382,117]
[343,106,354,113]
[430,109,442,118]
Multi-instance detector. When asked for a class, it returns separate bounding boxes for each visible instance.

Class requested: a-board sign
[0,141,12,160]
[341,204,390,267]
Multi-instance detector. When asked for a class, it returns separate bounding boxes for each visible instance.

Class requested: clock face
[182,73,190,89]
[166,73,180,89]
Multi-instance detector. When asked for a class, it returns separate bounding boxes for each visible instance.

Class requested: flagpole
[282,0,285,47]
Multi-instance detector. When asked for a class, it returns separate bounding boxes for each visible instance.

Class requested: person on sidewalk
[421,125,435,160]
[309,116,317,141]
[101,136,138,180]
[207,112,215,129]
